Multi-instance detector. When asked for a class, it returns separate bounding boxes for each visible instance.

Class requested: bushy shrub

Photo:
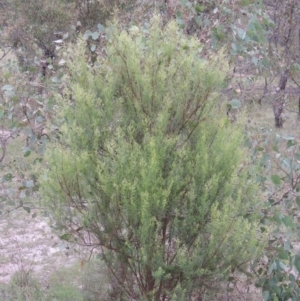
[40,16,264,300]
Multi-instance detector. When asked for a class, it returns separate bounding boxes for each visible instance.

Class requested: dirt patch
[0,134,86,285]
[0,210,81,284]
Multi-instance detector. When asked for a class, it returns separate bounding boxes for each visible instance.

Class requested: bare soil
[0,210,80,284]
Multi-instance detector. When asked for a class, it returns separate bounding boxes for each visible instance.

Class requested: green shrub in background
[6,0,73,66]
[40,16,265,300]
[1,271,43,301]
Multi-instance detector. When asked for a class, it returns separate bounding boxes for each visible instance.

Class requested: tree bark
[273,101,284,128]
[278,69,288,91]
[273,69,288,128]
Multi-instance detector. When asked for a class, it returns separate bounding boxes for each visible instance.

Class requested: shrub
[40,16,264,300]
[6,0,73,66]
[0,271,42,301]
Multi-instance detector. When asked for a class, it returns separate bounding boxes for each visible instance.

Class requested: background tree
[263,0,300,127]
[3,0,73,68]
[40,17,264,300]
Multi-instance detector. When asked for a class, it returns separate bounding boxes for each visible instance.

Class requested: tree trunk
[278,69,288,91]
[273,101,284,128]
[273,69,288,128]
[298,97,300,119]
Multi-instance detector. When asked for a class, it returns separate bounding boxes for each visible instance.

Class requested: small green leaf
[25,180,34,188]
[34,56,40,65]
[229,99,241,109]
[284,241,291,251]
[278,251,289,260]
[294,255,300,273]
[282,216,296,229]
[287,139,296,148]
[24,150,31,157]
[4,90,15,97]
[33,158,43,164]
[60,233,73,241]
[36,116,43,123]
[282,158,291,171]
[1,84,14,91]
[237,28,246,39]
[176,10,182,18]
[295,153,300,162]
[97,23,105,32]
[83,30,92,40]
[23,207,31,214]
[268,262,277,274]
[256,175,267,183]
[289,273,296,282]
[51,76,58,83]
[260,226,267,232]
[283,135,295,140]
[2,173,12,182]
[268,198,275,205]
[271,175,281,186]
[23,146,31,157]
[92,32,99,40]
[176,18,185,27]
[20,191,26,198]
[252,56,258,66]
[90,45,96,52]
[263,290,270,301]
[195,5,204,13]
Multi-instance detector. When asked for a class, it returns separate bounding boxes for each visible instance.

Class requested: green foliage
[0,275,43,301]
[80,259,111,300]
[74,0,135,28]
[246,126,300,300]
[0,53,58,213]
[0,267,84,301]
[6,0,73,65]
[41,16,264,300]
[171,0,270,65]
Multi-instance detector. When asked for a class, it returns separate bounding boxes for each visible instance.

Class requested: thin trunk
[0,142,6,162]
[278,69,288,91]
[273,101,284,128]
[273,69,288,128]
[145,265,155,300]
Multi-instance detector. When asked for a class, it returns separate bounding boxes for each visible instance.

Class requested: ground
[0,211,79,284]
[0,133,85,286]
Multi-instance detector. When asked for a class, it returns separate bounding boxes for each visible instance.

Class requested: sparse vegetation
[0,258,110,301]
